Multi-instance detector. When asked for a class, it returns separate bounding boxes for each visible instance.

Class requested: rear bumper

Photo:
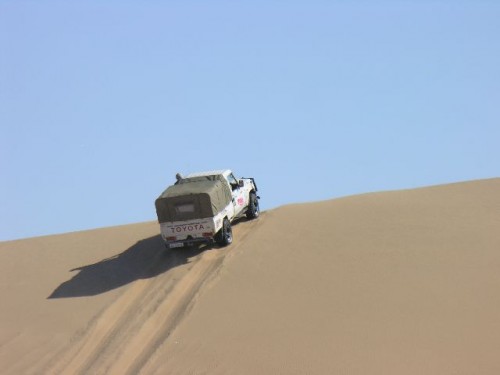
[164,236,213,249]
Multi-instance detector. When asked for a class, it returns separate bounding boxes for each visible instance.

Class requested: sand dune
[1,178,499,374]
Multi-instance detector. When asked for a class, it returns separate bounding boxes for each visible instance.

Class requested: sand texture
[1,178,499,374]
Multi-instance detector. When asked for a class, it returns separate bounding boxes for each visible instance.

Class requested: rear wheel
[246,192,260,219]
[216,218,233,246]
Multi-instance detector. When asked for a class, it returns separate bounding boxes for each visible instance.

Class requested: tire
[246,192,260,219]
[216,218,233,246]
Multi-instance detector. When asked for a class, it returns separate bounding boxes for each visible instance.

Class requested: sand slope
[1,178,499,374]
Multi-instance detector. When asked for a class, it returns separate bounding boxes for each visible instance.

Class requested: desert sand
[1,178,499,374]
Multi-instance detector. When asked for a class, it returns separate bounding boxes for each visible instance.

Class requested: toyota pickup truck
[155,170,259,249]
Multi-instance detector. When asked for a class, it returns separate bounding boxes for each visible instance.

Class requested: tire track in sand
[46,219,259,375]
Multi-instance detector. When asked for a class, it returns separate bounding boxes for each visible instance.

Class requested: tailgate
[160,218,214,242]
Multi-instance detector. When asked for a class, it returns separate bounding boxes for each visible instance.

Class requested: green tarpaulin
[155,175,232,223]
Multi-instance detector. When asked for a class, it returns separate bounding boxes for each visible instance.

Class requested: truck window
[175,203,195,214]
[227,174,239,191]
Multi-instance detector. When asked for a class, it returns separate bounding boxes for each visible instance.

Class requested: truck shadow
[48,235,210,299]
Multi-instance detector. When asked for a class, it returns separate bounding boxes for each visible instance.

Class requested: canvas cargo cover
[155,175,232,223]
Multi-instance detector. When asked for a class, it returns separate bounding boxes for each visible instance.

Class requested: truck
[155,170,259,249]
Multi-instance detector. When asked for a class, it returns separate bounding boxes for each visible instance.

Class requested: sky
[1,1,499,241]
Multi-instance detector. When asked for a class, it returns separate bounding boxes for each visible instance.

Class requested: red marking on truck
[237,197,244,205]
[170,224,205,233]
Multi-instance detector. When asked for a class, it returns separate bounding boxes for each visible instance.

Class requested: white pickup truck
[155,170,259,249]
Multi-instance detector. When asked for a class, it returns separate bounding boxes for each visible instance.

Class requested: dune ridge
[1,178,499,374]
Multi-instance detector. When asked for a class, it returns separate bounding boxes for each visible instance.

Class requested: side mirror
[238,180,244,188]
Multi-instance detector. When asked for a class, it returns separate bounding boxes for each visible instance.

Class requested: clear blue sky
[1,1,499,241]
